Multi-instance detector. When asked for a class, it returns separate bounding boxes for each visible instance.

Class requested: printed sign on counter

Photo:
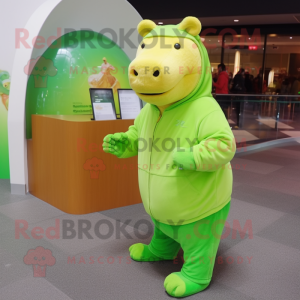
[118,89,143,120]
[89,88,117,121]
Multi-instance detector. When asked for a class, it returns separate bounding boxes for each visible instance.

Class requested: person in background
[231,68,246,129]
[290,76,300,95]
[212,72,218,83]
[213,63,230,120]
[275,74,284,94]
[231,68,246,94]
[245,72,254,94]
[244,72,254,116]
[249,74,254,91]
[248,74,258,114]
[228,72,234,91]
[213,63,229,94]
[280,76,291,96]
[253,70,267,94]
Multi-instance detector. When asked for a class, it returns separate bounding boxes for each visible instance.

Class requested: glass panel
[265,34,300,96]
[202,35,222,80]
[214,94,300,148]
[223,32,265,93]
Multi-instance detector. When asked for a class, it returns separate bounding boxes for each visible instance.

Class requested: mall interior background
[0,1,299,300]
[127,0,300,93]
[124,1,300,148]
[1,0,300,176]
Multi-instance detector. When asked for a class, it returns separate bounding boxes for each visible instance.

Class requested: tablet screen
[89,89,116,121]
[118,89,143,119]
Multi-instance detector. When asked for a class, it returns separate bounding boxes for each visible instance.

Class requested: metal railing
[214,94,300,98]
[213,93,300,146]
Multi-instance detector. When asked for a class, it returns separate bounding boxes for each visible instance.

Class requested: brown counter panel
[27,115,141,214]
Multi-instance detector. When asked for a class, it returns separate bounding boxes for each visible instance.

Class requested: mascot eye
[43,67,47,71]
[141,43,145,49]
[174,43,181,49]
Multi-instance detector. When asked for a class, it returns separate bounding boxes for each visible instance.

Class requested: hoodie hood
[142,24,212,111]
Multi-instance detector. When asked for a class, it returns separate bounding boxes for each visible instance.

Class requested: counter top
[38,114,94,122]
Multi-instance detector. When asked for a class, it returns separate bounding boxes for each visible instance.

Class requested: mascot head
[129,17,212,107]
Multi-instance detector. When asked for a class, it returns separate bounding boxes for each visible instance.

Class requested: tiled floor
[0,142,300,299]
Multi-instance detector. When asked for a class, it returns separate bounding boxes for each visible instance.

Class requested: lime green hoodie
[119,25,236,225]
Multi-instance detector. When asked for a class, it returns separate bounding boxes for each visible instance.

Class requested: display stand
[27,115,141,214]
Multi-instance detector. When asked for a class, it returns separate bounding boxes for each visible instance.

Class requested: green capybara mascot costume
[103,16,236,298]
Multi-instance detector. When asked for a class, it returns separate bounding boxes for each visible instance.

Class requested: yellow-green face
[129,36,201,106]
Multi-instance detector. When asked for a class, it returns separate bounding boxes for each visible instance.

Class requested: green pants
[149,201,230,284]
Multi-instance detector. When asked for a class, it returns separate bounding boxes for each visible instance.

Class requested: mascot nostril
[103,16,236,298]
[153,70,159,77]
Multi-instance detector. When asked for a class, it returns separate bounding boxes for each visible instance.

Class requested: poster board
[89,88,117,121]
[117,89,143,119]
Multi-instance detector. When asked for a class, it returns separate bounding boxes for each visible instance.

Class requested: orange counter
[27,115,141,214]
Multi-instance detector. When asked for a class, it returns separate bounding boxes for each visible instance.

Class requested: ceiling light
[234,20,239,22]
[269,34,277,37]
[158,22,163,25]
[249,38,251,40]
[290,37,293,39]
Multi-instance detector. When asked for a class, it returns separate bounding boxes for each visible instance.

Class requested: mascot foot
[129,243,172,262]
[164,272,209,298]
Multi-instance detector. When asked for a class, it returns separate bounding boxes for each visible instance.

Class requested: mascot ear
[178,17,202,36]
[137,20,157,37]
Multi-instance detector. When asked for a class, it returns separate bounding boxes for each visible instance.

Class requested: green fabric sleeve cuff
[172,148,196,170]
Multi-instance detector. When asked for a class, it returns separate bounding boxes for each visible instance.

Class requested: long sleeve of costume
[192,110,236,171]
[118,115,140,159]
[173,109,236,171]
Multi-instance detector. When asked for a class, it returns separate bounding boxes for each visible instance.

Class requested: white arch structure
[8,0,142,194]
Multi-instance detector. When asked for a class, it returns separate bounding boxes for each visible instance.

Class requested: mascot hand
[172,148,196,170]
[102,133,129,157]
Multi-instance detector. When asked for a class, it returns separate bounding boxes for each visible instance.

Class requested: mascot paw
[129,243,167,262]
[164,272,209,298]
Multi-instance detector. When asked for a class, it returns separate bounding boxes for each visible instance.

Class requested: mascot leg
[129,221,181,262]
[164,201,231,298]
